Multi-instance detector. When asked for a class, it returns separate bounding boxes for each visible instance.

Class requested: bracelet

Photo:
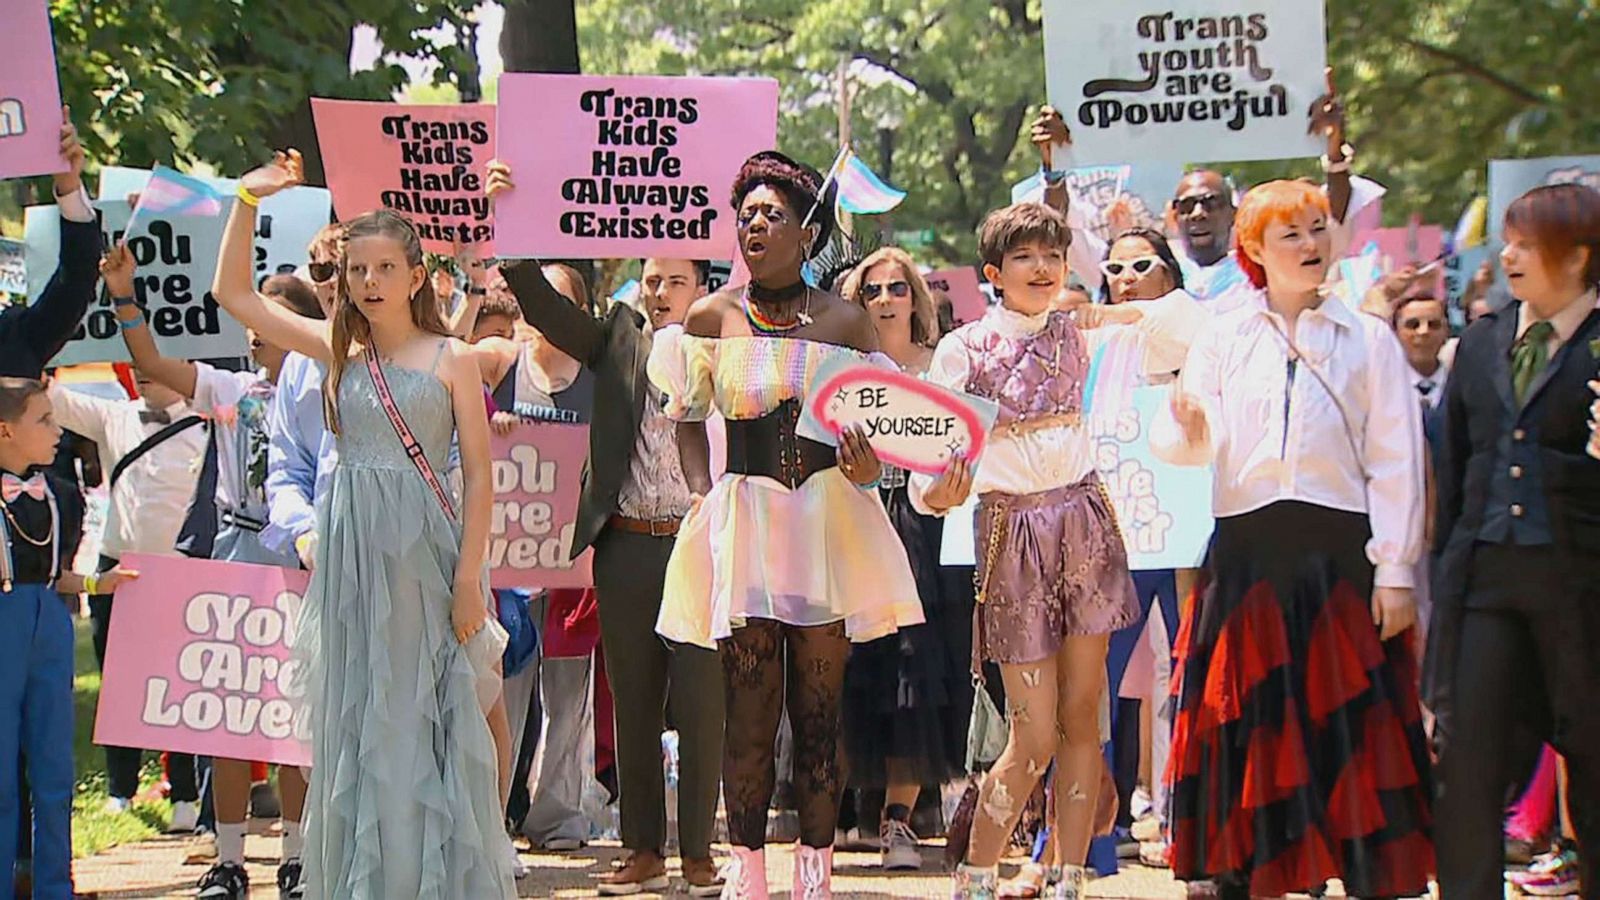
[859,475,881,491]
[236,185,261,208]
[295,532,315,556]
[466,286,487,296]
[112,295,137,308]
[117,316,142,331]
[1041,166,1066,186]
[83,572,100,595]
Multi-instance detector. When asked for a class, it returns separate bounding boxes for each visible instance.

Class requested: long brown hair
[323,210,450,433]
[840,247,939,347]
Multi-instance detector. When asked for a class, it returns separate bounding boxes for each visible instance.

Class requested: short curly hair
[730,151,835,256]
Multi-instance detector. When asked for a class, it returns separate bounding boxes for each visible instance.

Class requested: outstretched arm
[105,244,199,398]
[212,151,332,363]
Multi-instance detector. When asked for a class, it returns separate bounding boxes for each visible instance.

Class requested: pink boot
[720,846,768,900]
[793,843,833,900]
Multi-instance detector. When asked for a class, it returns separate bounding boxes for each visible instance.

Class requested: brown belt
[607,514,682,537]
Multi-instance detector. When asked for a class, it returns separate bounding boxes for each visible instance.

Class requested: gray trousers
[520,617,597,846]
[594,527,726,860]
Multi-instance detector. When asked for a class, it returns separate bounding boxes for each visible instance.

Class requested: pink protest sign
[489,421,594,589]
[0,0,66,180]
[493,73,779,259]
[924,266,987,326]
[311,99,495,255]
[94,555,311,767]
[797,359,1000,475]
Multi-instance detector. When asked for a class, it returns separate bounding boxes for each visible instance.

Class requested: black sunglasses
[307,261,338,283]
[862,281,911,300]
[1175,193,1229,216]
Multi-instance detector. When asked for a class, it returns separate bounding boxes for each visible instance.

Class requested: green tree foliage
[579,0,1600,263]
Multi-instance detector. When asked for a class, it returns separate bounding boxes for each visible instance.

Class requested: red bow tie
[1,473,47,503]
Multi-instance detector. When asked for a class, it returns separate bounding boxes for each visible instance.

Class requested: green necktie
[1512,319,1556,404]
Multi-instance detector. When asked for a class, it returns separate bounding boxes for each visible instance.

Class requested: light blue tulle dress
[297,356,515,900]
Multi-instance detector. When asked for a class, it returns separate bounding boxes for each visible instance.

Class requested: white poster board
[1043,0,1327,165]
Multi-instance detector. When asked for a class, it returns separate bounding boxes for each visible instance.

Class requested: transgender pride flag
[126,165,227,236]
[822,146,906,216]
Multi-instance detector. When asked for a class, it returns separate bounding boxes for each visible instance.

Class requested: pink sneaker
[720,846,768,900]
[793,844,833,900]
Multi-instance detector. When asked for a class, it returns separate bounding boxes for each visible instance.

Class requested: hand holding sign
[241,150,305,200]
[797,358,999,476]
[836,426,883,487]
[922,456,976,513]
[1030,105,1071,170]
[54,109,86,195]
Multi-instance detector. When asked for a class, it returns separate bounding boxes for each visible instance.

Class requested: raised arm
[103,244,199,398]
[14,112,103,371]
[213,151,332,363]
[1309,69,1353,223]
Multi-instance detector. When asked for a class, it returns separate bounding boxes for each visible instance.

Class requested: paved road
[73,825,1205,898]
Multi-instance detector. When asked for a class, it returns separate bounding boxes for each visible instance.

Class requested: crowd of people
[0,78,1596,900]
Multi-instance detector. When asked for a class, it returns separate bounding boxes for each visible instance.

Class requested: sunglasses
[307,261,338,283]
[862,281,911,300]
[1174,193,1229,216]
[1098,256,1164,278]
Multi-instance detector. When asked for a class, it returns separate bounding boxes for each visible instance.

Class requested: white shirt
[909,305,1095,515]
[1408,361,1449,411]
[1150,289,1425,589]
[1516,289,1600,356]
[49,383,206,560]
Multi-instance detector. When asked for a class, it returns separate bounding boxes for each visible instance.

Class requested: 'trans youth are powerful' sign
[1042,0,1327,165]
[493,74,779,260]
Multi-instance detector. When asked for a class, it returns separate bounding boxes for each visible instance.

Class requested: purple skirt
[974,474,1139,664]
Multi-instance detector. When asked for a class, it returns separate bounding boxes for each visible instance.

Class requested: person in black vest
[484,152,730,900]
[0,112,101,379]
[1429,182,1600,899]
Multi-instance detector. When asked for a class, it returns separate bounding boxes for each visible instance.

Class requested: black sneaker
[196,862,249,899]
[277,857,306,898]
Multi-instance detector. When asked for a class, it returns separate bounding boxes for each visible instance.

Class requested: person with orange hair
[1428,182,1600,899]
[1152,180,1433,899]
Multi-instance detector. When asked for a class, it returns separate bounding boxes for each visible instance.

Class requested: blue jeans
[0,584,76,899]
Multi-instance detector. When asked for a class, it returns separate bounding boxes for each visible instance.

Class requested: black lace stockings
[719,619,849,849]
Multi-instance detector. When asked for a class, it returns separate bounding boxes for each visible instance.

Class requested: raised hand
[99,244,137,299]
[1307,67,1346,149]
[1029,105,1071,170]
[1106,194,1138,235]
[485,160,514,201]
[54,107,85,196]
[241,149,305,200]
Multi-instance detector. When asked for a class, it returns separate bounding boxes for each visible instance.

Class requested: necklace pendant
[798,311,814,327]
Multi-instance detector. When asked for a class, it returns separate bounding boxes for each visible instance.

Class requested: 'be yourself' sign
[1042,0,1326,165]
[493,74,779,260]
[94,555,311,767]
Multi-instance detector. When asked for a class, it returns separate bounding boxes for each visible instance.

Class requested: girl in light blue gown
[212,151,515,900]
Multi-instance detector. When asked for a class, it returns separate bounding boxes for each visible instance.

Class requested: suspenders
[0,481,60,593]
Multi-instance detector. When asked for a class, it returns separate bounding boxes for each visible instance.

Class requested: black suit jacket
[503,261,651,558]
[1425,300,1600,741]
[0,214,102,378]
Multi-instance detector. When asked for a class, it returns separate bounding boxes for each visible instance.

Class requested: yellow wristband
[237,185,261,208]
[295,533,314,555]
[83,572,100,595]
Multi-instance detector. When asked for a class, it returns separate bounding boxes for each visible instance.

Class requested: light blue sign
[1088,384,1213,571]
[1488,156,1600,246]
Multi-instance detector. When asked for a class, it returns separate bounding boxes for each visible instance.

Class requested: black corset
[724,400,837,489]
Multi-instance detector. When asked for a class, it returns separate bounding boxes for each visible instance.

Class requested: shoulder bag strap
[365,346,456,520]
[1262,317,1371,481]
[110,414,207,488]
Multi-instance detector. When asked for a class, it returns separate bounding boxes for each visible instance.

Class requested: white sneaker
[168,801,200,833]
[104,796,131,815]
[879,819,921,871]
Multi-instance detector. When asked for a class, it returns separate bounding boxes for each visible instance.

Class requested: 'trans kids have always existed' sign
[489,421,594,589]
[95,556,311,767]
[312,100,496,256]
[1042,0,1327,165]
[493,74,780,259]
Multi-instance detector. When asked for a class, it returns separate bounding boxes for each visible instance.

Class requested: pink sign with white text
[311,99,496,255]
[489,421,594,589]
[493,73,779,259]
[0,0,66,180]
[923,266,988,326]
[94,555,311,767]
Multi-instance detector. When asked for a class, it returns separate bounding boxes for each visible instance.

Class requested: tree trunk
[500,0,581,73]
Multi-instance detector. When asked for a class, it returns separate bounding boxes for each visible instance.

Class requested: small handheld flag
[126,165,228,238]
[803,146,906,229]
[1453,196,1488,250]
